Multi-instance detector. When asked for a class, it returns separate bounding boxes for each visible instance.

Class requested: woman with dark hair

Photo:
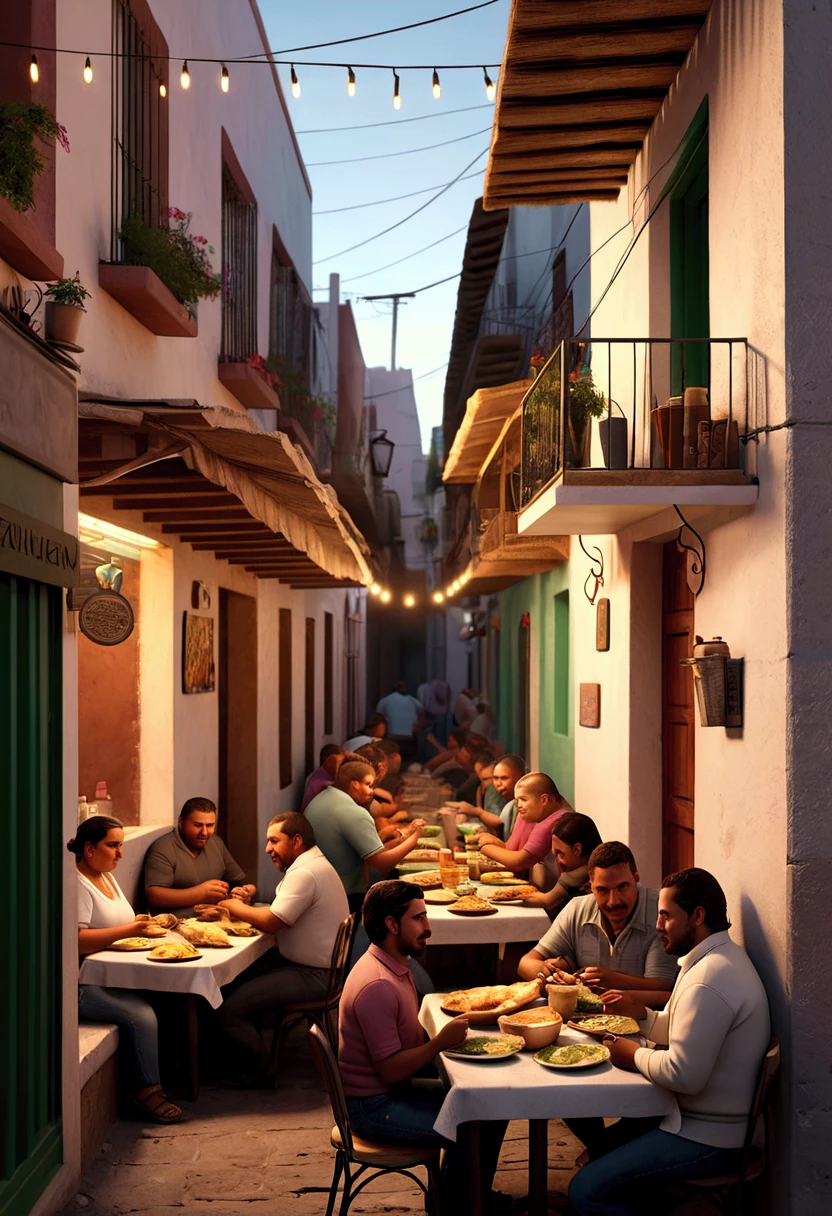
[523,811,603,917]
[70,817,183,1123]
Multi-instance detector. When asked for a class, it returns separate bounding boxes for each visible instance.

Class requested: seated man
[305,760,426,911]
[144,797,254,918]
[338,880,512,1210]
[374,738,403,795]
[300,744,343,812]
[453,746,496,806]
[215,812,349,1086]
[424,725,467,773]
[343,713,387,753]
[521,811,602,918]
[569,868,771,1214]
[433,734,488,793]
[446,753,525,836]
[478,772,569,876]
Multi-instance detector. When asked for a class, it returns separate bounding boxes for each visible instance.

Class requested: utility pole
[360,292,415,371]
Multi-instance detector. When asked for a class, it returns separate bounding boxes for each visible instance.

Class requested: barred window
[270,260,311,378]
[221,163,258,361]
[111,0,168,256]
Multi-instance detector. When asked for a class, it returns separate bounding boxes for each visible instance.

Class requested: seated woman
[70,816,183,1124]
[522,811,602,918]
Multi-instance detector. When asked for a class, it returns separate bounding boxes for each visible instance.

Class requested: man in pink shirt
[477,772,570,876]
[338,880,516,1212]
[300,744,343,812]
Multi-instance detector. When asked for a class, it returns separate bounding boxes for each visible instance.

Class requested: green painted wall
[496,566,574,804]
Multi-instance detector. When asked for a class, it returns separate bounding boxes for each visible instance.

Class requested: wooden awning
[443,380,531,484]
[483,0,713,209]
[78,399,374,587]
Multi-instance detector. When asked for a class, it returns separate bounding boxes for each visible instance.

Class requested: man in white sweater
[569,867,771,1216]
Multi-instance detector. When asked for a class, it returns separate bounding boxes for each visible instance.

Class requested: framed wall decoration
[579,682,601,728]
[596,597,610,651]
[182,612,215,694]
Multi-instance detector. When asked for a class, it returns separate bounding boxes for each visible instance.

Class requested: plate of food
[408,849,447,863]
[479,871,522,885]
[149,941,202,963]
[150,913,179,930]
[575,984,605,1013]
[178,921,232,948]
[447,895,498,916]
[419,824,442,838]
[443,1033,524,1061]
[423,888,460,904]
[484,885,537,904]
[110,937,155,951]
[441,979,543,1024]
[567,1015,641,1038]
[533,1042,611,1070]
[457,823,481,837]
[406,870,444,888]
[139,923,170,938]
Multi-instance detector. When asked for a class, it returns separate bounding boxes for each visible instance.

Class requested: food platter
[447,896,498,916]
[533,1042,611,1070]
[443,1034,524,1061]
[567,1015,641,1038]
[406,869,444,888]
[149,942,202,963]
[483,886,537,904]
[110,937,155,951]
[423,889,459,904]
[479,872,522,885]
[441,980,542,1024]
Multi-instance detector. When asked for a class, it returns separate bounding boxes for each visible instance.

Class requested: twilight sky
[259,0,509,448]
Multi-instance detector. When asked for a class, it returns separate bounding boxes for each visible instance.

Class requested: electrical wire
[298,104,493,135]
[263,1,503,55]
[342,225,469,284]
[363,364,449,400]
[305,127,491,167]
[313,170,485,214]
[312,146,488,264]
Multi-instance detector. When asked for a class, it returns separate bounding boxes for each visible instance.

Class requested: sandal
[133,1085,184,1124]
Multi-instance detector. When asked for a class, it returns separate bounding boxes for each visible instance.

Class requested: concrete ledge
[218,361,282,412]
[79,1022,119,1089]
[0,196,64,281]
[98,263,198,337]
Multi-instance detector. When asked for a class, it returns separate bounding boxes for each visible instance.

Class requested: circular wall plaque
[78,591,135,646]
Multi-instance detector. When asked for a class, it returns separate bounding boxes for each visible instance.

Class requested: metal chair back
[308,1022,354,1159]
[324,913,358,1009]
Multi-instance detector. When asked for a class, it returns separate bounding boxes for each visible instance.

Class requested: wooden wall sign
[596,598,610,651]
[78,591,134,646]
[579,682,601,728]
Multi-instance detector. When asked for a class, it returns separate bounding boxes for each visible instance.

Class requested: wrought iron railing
[520,337,751,508]
[220,165,258,362]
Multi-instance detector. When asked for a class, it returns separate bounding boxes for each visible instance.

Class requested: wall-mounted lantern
[369,429,395,478]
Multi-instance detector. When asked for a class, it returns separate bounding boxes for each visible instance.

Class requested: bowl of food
[498,1006,563,1050]
[546,983,579,1019]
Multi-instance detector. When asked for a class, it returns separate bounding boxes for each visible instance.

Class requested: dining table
[419,992,676,1215]
[423,887,551,949]
[79,929,274,1098]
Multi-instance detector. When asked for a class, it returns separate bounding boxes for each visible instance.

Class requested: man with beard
[214,812,348,1086]
[305,760,426,911]
[144,797,254,918]
[568,868,771,1215]
[338,881,517,1213]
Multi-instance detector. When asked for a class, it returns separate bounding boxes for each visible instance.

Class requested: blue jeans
[78,984,160,1090]
[568,1127,743,1215]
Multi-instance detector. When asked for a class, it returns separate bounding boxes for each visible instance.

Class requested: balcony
[518,338,759,540]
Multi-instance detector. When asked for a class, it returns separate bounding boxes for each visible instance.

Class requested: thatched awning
[483,0,713,209]
[443,381,531,484]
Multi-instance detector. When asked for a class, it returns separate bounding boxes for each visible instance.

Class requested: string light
[392,69,401,110]
[445,585,454,598]
[83,55,93,84]
[432,591,444,604]
[431,69,441,99]
[29,54,38,83]
[347,66,356,96]
[380,589,392,604]
[221,64,229,92]
[290,64,300,97]
[404,593,416,608]
[483,66,495,100]
[180,60,190,89]
[370,582,381,596]
[159,81,167,97]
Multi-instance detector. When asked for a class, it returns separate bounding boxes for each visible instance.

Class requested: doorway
[661,541,695,874]
[218,589,258,882]
[670,116,709,392]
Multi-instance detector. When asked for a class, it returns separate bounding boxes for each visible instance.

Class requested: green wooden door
[671,137,710,392]
[0,572,63,1215]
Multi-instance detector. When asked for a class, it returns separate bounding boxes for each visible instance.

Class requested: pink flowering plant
[118,207,220,317]
[0,101,70,213]
[259,353,336,433]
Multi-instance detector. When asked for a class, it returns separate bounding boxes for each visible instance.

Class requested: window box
[98,264,197,338]
[218,361,281,412]
[0,195,64,281]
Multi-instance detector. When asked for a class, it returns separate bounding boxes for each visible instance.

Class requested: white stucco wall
[366,366,427,570]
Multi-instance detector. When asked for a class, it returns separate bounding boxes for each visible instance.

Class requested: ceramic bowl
[498,1008,563,1050]
[546,984,580,1019]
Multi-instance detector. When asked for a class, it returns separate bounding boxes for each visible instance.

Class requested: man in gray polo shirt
[144,797,255,918]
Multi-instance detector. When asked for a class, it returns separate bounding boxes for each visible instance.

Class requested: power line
[344,225,469,285]
[314,170,484,215]
[298,104,493,135]
[263,2,503,55]
[305,127,491,167]
[364,364,449,400]
[313,146,488,264]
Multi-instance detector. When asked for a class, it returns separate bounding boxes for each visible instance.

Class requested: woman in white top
[71,816,182,1123]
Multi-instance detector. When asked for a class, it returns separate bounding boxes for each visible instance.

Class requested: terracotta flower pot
[45,301,85,345]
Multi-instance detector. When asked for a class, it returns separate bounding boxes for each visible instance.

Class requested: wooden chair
[270,913,358,1074]
[307,1023,442,1216]
[681,1036,781,1215]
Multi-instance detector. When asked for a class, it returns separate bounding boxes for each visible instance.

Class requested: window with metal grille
[111,0,168,257]
[221,163,258,361]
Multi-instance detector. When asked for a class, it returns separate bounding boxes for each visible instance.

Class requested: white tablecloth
[425,893,551,947]
[78,931,274,1009]
[419,993,676,1140]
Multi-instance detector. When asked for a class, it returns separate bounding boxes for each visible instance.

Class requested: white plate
[443,1035,524,1061]
[533,1044,611,1069]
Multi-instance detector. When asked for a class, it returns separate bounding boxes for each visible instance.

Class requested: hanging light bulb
[433,591,444,604]
[370,582,381,596]
[220,64,229,92]
[404,593,416,609]
[290,64,300,98]
[431,69,441,100]
[392,70,401,110]
[380,589,392,604]
[83,56,93,84]
[159,80,167,98]
[347,66,356,97]
[29,54,39,83]
[483,67,495,100]
[180,60,190,89]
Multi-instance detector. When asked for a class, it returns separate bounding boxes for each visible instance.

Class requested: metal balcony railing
[520,338,751,508]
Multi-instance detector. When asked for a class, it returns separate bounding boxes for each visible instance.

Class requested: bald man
[478,772,571,876]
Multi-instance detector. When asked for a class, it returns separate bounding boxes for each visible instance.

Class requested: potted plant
[45,271,90,345]
[118,207,220,317]
[0,101,70,213]
[567,368,607,467]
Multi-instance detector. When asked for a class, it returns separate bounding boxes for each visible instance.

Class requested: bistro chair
[270,912,358,1077]
[307,1023,442,1216]
[681,1036,781,1215]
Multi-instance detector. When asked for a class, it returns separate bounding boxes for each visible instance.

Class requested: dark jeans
[347,1080,507,1206]
[216,957,329,1076]
[565,1116,662,1160]
[568,1123,744,1216]
[79,984,160,1090]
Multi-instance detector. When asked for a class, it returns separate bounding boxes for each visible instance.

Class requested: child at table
[69,816,183,1124]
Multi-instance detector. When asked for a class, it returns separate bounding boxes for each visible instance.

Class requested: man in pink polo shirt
[477,772,570,877]
[338,880,517,1213]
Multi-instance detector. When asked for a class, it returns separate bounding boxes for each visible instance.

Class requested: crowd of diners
[69,681,771,1215]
